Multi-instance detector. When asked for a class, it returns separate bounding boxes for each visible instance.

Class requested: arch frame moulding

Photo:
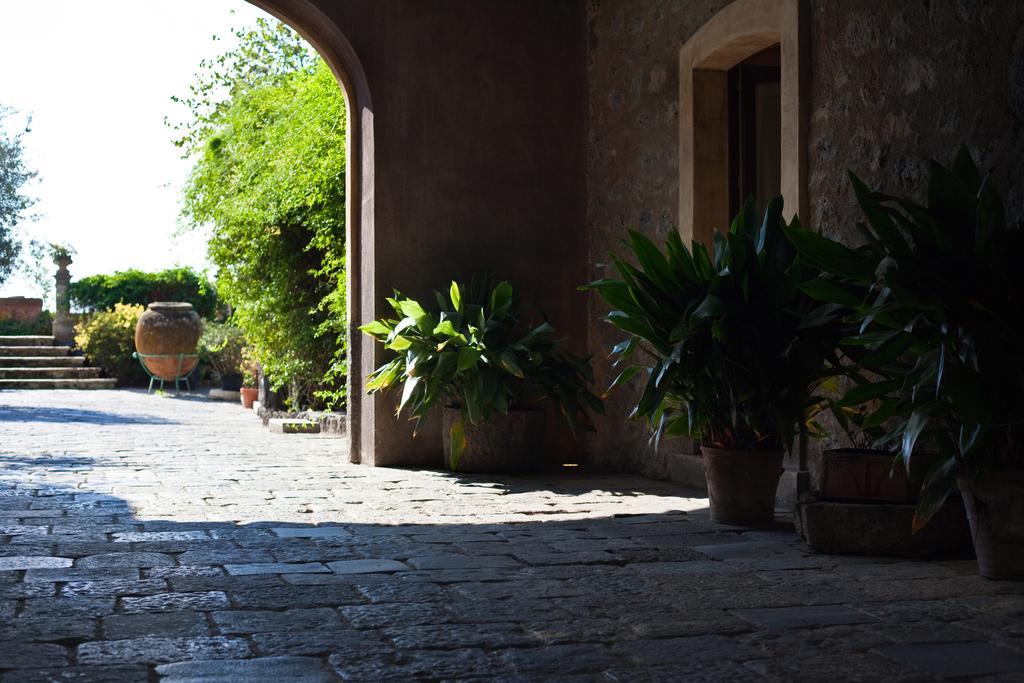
[247,0,377,465]
[678,0,809,246]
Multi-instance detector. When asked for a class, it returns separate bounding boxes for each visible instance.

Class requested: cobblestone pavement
[1,390,1024,681]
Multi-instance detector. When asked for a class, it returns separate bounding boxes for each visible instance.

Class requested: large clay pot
[820,448,940,504]
[134,302,202,381]
[958,471,1024,581]
[441,407,544,473]
[240,387,259,410]
[701,447,784,527]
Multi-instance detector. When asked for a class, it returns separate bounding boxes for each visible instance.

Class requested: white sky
[0,0,273,303]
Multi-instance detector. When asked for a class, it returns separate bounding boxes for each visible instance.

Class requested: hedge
[69,267,219,318]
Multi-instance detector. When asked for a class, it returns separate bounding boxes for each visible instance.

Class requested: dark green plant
[784,147,1023,529]
[360,280,603,469]
[584,197,843,452]
[70,267,219,319]
[198,322,247,377]
[0,310,52,336]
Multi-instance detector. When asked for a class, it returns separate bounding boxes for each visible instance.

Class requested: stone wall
[584,1,1024,478]
[808,0,1024,244]
[0,297,43,323]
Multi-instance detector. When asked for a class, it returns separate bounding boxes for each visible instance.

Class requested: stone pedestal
[52,257,75,346]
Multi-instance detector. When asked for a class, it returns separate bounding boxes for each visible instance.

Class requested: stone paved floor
[1,390,1024,682]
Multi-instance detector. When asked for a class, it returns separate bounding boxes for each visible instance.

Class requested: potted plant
[819,387,924,503]
[360,280,602,472]
[199,322,246,391]
[785,147,1024,579]
[585,197,843,527]
[239,351,260,410]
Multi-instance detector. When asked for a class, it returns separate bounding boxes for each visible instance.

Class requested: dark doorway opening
[728,45,781,219]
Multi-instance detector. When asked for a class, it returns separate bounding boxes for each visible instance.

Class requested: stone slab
[267,419,321,434]
[208,389,241,402]
[795,496,974,558]
[874,641,1024,677]
[732,605,876,629]
[271,526,350,539]
[327,559,410,575]
[156,656,335,683]
[0,556,72,571]
[224,562,330,576]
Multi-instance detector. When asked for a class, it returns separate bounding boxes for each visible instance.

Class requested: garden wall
[584,1,1024,479]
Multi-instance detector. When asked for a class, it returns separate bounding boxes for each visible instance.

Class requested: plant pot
[134,302,202,381]
[958,472,1024,581]
[701,447,784,527]
[220,373,243,392]
[240,387,259,410]
[441,407,544,473]
[821,448,938,503]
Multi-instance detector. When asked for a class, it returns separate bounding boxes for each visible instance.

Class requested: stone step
[0,335,55,347]
[0,345,69,357]
[0,367,102,380]
[0,378,116,390]
[0,356,84,368]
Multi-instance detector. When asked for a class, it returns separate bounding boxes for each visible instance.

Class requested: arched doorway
[246,0,374,465]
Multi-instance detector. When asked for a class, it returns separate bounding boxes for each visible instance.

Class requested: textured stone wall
[585,0,1024,477]
[808,0,1024,245]
[585,0,732,477]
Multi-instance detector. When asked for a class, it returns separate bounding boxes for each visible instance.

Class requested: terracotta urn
[134,302,202,381]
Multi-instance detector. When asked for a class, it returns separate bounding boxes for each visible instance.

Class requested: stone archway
[245,0,374,465]
[678,0,808,246]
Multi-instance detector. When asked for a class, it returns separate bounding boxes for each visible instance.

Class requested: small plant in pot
[819,380,930,503]
[239,352,260,410]
[785,147,1024,579]
[199,322,246,391]
[585,197,843,527]
[360,280,602,472]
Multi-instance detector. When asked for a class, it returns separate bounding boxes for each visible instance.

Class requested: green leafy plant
[70,267,219,319]
[74,303,147,385]
[199,322,247,377]
[584,197,843,452]
[0,310,52,336]
[174,19,347,410]
[785,147,1024,529]
[240,347,260,387]
[360,280,603,468]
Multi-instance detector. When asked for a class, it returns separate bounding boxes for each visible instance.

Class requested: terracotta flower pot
[134,302,202,381]
[240,387,259,410]
[701,447,784,527]
[820,448,939,503]
[958,471,1024,581]
[441,407,544,473]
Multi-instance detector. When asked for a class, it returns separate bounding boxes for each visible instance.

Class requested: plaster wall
[297,0,589,466]
[585,1,1024,479]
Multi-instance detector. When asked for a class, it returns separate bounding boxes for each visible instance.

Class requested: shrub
[69,267,219,319]
[0,310,52,336]
[198,321,246,378]
[75,303,147,385]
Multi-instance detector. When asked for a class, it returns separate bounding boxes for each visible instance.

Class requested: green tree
[174,19,347,409]
[0,105,37,286]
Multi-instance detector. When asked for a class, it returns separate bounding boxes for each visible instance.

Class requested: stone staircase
[0,336,116,389]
